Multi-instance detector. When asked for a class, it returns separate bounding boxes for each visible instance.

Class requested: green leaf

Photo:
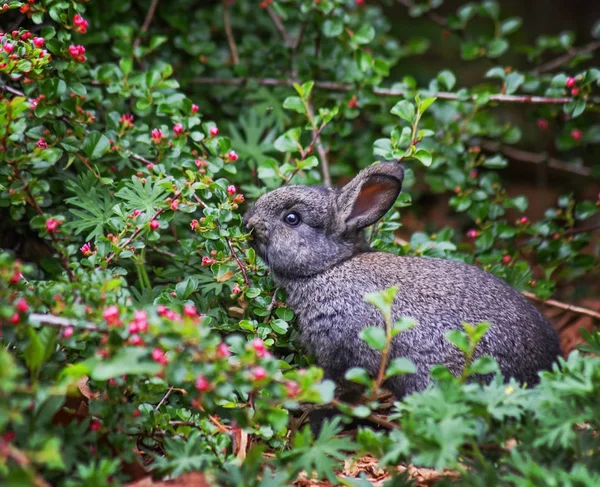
[83,132,110,160]
[364,286,399,316]
[274,128,301,153]
[385,358,416,378]
[390,100,415,122]
[322,19,343,37]
[468,355,499,375]
[345,367,372,386]
[418,97,437,114]
[283,96,306,114]
[89,348,162,380]
[501,17,522,35]
[392,317,417,336]
[359,326,387,351]
[23,328,45,375]
[481,0,500,19]
[483,154,508,169]
[354,24,375,45]
[487,39,509,58]
[445,329,470,354]
[505,72,524,94]
[413,149,432,167]
[437,70,456,90]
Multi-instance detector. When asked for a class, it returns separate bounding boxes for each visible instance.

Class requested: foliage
[0,0,599,485]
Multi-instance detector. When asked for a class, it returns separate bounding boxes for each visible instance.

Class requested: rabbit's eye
[284,212,301,226]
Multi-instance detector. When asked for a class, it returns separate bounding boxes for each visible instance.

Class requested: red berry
[209,126,219,136]
[227,150,238,161]
[63,326,74,338]
[90,420,101,432]
[232,284,241,294]
[9,312,20,324]
[466,229,478,239]
[173,123,183,135]
[571,129,582,141]
[129,334,143,346]
[3,43,14,53]
[133,409,141,417]
[217,343,231,358]
[565,77,576,88]
[15,298,29,313]
[536,118,549,130]
[33,37,45,48]
[285,380,301,398]
[571,88,579,96]
[502,255,511,264]
[183,304,197,317]
[251,366,267,380]
[191,104,199,113]
[103,305,120,325]
[227,185,236,195]
[195,375,210,391]
[150,219,160,230]
[45,218,60,233]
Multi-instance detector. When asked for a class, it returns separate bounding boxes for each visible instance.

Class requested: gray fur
[244,162,561,398]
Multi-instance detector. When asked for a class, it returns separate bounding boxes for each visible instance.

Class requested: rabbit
[243,162,561,401]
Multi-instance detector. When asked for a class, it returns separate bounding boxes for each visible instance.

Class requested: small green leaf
[391,100,415,122]
[274,128,301,153]
[437,70,456,90]
[501,17,522,35]
[283,96,306,114]
[345,367,372,386]
[413,149,432,167]
[83,132,110,160]
[505,72,524,94]
[445,329,470,354]
[359,326,387,351]
[354,24,375,45]
[323,19,343,37]
[385,358,417,378]
[468,355,498,375]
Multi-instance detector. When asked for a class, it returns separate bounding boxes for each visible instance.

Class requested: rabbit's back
[281,252,560,397]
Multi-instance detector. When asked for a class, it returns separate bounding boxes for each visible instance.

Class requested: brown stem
[156,386,174,410]
[189,76,578,104]
[133,0,161,49]
[0,440,52,487]
[480,140,593,177]
[330,398,400,430]
[128,151,155,166]
[532,40,600,74]
[223,0,240,65]
[306,101,331,186]
[522,291,600,320]
[396,0,448,28]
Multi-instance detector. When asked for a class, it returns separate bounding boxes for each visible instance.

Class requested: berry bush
[1,0,599,485]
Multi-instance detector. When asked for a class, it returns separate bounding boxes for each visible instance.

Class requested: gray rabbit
[243,162,561,400]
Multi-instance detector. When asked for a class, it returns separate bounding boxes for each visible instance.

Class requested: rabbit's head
[243,162,404,279]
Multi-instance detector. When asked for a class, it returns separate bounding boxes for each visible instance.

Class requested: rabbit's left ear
[336,162,404,232]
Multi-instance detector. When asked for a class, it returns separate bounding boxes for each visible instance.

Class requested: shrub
[0,0,599,485]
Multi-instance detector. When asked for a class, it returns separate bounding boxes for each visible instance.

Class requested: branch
[522,291,600,320]
[133,0,161,49]
[189,77,576,104]
[105,191,182,265]
[265,5,292,46]
[330,398,401,430]
[480,140,593,177]
[396,0,448,28]
[28,313,102,332]
[223,0,239,65]
[532,40,600,74]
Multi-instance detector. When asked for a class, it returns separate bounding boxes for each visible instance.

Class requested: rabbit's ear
[336,162,404,232]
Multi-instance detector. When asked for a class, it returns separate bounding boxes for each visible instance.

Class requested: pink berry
[33,37,44,48]
[150,219,160,230]
[251,338,268,358]
[466,229,478,239]
[183,304,197,317]
[191,104,199,114]
[36,138,48,149]
[469,170,478,178]
[90,420,101,432]
[571,129,582,141]
[251,366,267,380]
[217,343,231,358]
[227,185,236,195]
[285,380,301,398]
[9,312,20,324]
[519,216,528,224]
[73,14,89,34]
[536,118,549,130]
[45,218,60,233]
[190,219,198,231]
[80,242,92,255]
[173,123,183,135]
[103,305,120,325]
[502,255,511,264]
[3,43,14,53]
[233,194,245,204]
[151,348,166,363]
[565,77,576,88]
[170,200,179,211]
[195,375,210,391]
[63,326,74,338]
[130,334,143,346]
[228,150,238,161]
[209,126,219,136]
[571,88,579,96]
[232,284,241,294]
[15,298,29,313]
[133,209,141,217]
[151,128,163,142]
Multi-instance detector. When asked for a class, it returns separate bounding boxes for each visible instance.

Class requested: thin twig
[532,40,600,74]
[480,140,593,177]
[522,291,600,320]
[306,100,331,186]
[105,191,182,264]
[266,5,292,46]
[133,0,161,49]
[396,0,448,28]
[128,151,155,166]
[330,399,401,430]
[156,386,174,410]
[223,0,239,65]
[516,222,600,247]
[189,77,578,104]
